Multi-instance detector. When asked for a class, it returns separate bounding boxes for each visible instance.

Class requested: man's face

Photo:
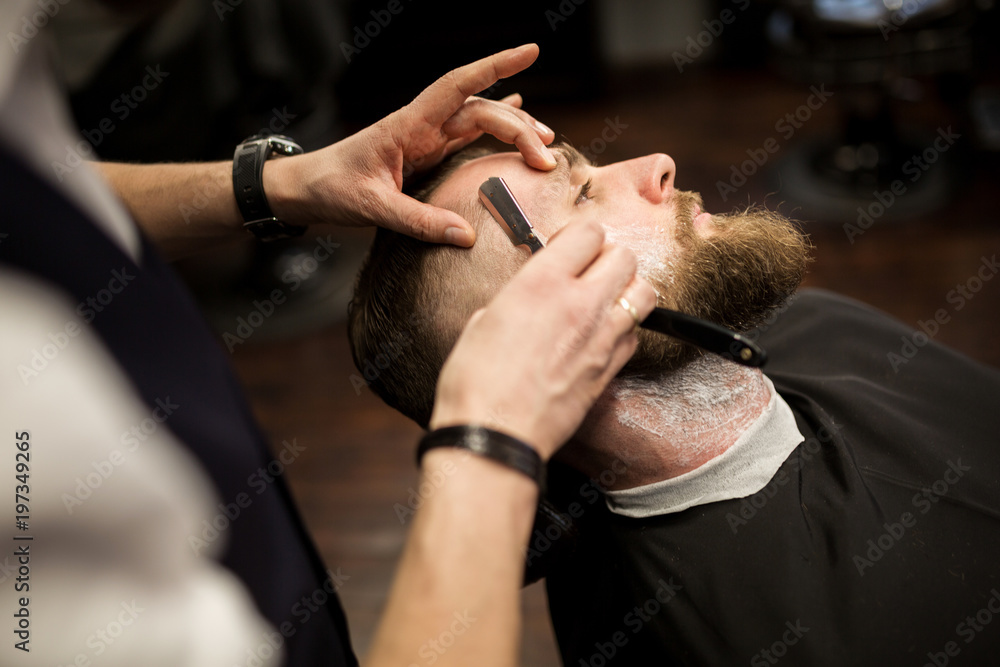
[432,145,693,303]
[429,144,810,373]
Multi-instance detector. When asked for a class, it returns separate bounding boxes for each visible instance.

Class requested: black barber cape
[545,289,1000,666]
[0,146,357,665]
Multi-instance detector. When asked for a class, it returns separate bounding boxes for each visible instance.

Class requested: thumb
[383,192,477,247]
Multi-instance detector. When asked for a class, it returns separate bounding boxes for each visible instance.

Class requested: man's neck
[563,355,770,490]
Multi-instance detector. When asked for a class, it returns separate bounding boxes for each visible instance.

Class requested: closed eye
[575,179,593,205]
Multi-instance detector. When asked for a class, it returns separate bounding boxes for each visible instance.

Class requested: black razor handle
[642,307,767,368]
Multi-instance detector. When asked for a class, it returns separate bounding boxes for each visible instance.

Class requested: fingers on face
[530,226,650,353]
[531,219,606,278]
[576,243,656,344]
[441,97,555,167]
[620,276,657,324]
[415,44,539,125]
[590,274,654,384]
[580,243,638,303]
[384,191,475,246]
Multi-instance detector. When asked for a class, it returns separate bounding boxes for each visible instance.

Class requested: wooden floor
[224,66,1000,665]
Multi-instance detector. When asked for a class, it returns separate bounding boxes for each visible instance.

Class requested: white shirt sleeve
[0,268,281,667]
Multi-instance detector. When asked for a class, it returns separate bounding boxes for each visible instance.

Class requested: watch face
[268,137,303,156]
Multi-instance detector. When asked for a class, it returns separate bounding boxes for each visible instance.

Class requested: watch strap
[233,134,306,241]
[417,425,546,492]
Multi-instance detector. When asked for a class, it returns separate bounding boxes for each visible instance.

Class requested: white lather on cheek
[603,225,677,294]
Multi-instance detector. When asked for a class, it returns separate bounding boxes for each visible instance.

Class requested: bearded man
[349,143,1000,666]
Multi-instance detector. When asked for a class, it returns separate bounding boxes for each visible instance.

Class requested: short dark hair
[348,146,497,427]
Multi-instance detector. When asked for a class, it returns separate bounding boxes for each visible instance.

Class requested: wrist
[420,447,539,512]
[261,154,310,226]
[262,140,357,228]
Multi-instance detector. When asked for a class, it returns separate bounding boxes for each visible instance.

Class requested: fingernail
[534,120,553,135]
[444,226,474,247]
[542,147,558,168]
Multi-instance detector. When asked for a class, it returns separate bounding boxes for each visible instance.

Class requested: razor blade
[479,177,545,253]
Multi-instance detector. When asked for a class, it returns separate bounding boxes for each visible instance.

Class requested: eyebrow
[559,143,593,170]
[538,143,593,209]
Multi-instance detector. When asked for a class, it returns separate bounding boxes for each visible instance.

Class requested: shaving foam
[610,355,768,470]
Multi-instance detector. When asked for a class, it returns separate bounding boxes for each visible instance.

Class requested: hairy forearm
[366,449,538,667]
[93,159,306,261]
[93,161,245,260]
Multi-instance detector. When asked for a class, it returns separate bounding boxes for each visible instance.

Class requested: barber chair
[762,0,986,222]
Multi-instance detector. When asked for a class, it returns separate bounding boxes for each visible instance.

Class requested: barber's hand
[269,44,556,247]
[429,221,657,460]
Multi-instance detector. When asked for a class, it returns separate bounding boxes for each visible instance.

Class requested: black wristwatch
[233,133,306,242]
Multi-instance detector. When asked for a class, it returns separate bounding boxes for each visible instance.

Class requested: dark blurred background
[54,0,1000,663]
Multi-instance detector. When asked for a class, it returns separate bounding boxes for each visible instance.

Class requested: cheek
[468,220,532,283]
[523,203,564,244]
[597,211,683,288]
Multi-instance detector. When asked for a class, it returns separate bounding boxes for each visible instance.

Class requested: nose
[631,154,676,204]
